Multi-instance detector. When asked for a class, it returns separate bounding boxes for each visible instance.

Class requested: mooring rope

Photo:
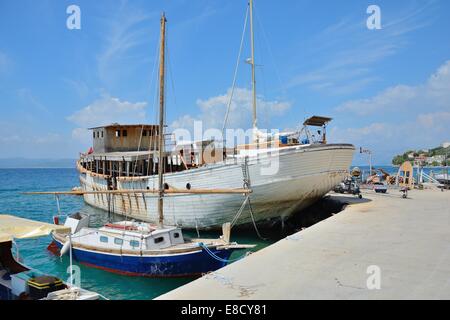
[230,195,249,228]
[197,243,247,263]
[247,196,269,241]
[241,157,269,240]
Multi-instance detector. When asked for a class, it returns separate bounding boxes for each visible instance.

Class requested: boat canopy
[0,214,71,243]
[303,116,333,127]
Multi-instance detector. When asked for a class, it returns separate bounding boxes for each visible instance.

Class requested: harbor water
[0,168,269,300]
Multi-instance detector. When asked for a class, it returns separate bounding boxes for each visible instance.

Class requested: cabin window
[154,237,165,244]
[122,130,128,137]
[101,131,104,138]
[93,132,96,139]
[116,130,121,137]
[129,240,140,248]
[100,236,109,243]
[114,238,123,245]
[173,233,180,239]
[143,130,147,136]
[96,131,100,138]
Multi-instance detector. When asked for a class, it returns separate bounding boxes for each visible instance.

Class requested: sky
[0,0,449,165]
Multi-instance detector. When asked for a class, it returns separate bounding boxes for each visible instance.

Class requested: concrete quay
[156,188,450,300]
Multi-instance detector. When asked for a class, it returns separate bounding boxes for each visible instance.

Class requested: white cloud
[71,127,92,143]
[331,111,450,153]
[417,112,450,130]
[170,87,291,132]
[0,133,62,145]
[97,8,156,84]
[17,88,49,113]
[0,135,21,144]
[329,60,450,164]
[63,78,89,98]
[336,60,450,116]
[34,133,61,144]
[288,1,437,95]
[68,95,147,143]
[68,95,147,128]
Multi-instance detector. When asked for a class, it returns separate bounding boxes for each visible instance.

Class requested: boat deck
[156,188,450,299]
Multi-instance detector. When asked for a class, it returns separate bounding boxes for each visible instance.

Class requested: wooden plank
[23,188,252,196]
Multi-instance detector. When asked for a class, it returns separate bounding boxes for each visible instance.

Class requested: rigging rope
[166,24,178,113]
[253,2,288,99]
[132,125,145,177]
[222,5,249,139]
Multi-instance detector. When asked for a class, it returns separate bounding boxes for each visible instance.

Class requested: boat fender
[60,240,71,257]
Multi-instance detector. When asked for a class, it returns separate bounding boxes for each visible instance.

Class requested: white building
[426,155,445,165]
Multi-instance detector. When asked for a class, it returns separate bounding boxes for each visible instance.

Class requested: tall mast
[249,0,257,143]
[157,12,166,227]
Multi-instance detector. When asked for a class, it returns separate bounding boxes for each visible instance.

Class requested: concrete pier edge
[156,188,450,300]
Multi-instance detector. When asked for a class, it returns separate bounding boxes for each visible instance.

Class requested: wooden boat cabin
[67,221,186,252]
[78,124,225,183]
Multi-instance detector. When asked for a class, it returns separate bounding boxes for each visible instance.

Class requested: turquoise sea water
[0,168,270,300]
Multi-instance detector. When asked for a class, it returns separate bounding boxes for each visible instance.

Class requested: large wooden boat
[76,1,354,230]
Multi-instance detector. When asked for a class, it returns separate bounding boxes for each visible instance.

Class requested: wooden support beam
[24,188,252,196]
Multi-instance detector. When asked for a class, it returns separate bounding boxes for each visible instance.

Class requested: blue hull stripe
[55,241,233,277]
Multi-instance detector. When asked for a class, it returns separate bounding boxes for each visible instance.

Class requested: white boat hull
[79,144,354,229]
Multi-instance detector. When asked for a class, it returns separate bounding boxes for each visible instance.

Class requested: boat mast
[249,0,258,143]
[158,12,166,227]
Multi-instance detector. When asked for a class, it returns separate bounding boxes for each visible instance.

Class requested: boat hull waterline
[52,239,235,278]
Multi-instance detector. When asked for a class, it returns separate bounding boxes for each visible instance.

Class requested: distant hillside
[0,158,77,168]
[392,145,450,166]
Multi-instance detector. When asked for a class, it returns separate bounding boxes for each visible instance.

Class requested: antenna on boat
[249,0,258,144]
[157,12,167,228]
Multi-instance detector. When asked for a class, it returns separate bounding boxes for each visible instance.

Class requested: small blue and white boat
[52,213,254,277]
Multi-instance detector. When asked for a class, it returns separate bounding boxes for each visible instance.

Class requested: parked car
[373,182,388,193]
